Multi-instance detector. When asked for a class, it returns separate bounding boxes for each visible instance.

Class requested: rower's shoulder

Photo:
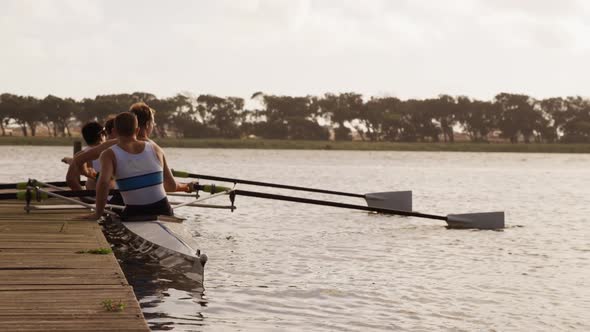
[87,139,117,154]
[73,140,115,164]
[99,147,115,160]
[147,140,164,153]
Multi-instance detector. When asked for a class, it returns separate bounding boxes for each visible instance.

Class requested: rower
[104,116,116,139]
[68,102,191,193]
[129,102,156,142]
[62,121,106,190]
[84,112,192,220]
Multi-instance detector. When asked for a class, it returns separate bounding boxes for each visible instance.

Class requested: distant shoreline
[1,136,589,153]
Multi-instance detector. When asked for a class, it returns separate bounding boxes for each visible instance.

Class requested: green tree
[560,97,590,142]
[78,94,134,123]
[196,95,244,138]
[398,99,440,142]
[431,95,457,142]
[40,95,79,137]
[0,93,18,136]
[8,95,42,136]
[456,97,498,142]
[150,94,193,137]
[494,93,539,143]
[539,97,565,142]
[257,94,326,140]
[317,93,363,140]
[358,97,404,141]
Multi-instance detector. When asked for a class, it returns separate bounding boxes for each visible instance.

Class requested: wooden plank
[0,202,150,331]
[0,285,126,291]
[0,269,126,285]
[0,255,118,269]
[0,245,109,251]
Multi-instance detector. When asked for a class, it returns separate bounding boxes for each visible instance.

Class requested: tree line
[0,92,589,143]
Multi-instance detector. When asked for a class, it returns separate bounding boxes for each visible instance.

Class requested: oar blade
[446,211,505,230]
[365,191,412,212]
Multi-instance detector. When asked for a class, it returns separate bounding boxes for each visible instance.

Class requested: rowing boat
[100,215,207,286]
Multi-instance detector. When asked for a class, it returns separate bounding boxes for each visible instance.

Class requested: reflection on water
[1,147,589,331]
[117,256,207,331]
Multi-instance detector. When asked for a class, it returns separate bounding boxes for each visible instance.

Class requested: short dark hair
[129,102,154,128]
[104,116,115,136]
[81,121,104,145]
[114,112,138,137]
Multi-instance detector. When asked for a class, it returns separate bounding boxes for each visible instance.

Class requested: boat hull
[100,216,207,289]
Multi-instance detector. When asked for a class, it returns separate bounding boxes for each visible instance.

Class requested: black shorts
[120,197,173,220]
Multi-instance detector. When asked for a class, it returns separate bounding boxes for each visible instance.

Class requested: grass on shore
[1,136,590,153]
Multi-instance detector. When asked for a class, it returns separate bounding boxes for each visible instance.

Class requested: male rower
[61,121,106,189]
[81,116,116,180]
[83,112,187,220]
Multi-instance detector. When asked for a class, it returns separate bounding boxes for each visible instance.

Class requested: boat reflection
[118,255,208,331]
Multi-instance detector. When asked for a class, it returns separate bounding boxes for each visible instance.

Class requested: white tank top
[110,142,166,206]
[82,146,101,173]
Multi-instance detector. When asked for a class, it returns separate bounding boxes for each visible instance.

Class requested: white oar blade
[446,211,505,230]
[365,191,412,211]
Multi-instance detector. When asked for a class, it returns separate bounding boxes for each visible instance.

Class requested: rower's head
[104,116,117,139]
[81,121,106,146]
[114,112,139,138]
[129,102,155,138]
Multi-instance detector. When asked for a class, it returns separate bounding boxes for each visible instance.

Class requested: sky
[1,0,590,102]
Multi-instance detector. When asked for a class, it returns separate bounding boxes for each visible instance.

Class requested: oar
[0,184,224,201]
[230,189,505,230]
[172,169,412,211]
[0,189,119,201]
[34,187,120,215]
[0,180,86,190]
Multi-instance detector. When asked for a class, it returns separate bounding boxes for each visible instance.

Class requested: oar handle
[233,189,447,221]
[173,170,365,198]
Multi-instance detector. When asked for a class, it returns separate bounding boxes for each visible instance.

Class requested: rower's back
[110,112,173,218]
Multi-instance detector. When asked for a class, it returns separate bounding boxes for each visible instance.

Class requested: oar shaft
[233,189,447,221]
[41,189,119,198]
[0,180,86,190]
[173,189,231,208]
[0,189,119,201]
[173,170,364,198]
[0,193,17,200]
[36,188,119,215]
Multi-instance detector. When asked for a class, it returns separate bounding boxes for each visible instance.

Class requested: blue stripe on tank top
[116,171,164,192]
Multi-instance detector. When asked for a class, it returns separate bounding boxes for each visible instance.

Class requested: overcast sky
[1,0,589,101]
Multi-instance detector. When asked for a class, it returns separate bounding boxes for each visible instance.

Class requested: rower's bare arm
[162,154,181,192]
[154,145,191,193]
[61,149,84,165]
[65,148,93,190]
[94,150,115,217]
[66,163,83,191]
[73,139,117,176]
[82,162,94,179]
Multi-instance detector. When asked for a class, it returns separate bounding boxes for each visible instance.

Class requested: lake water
[0,146,588,331]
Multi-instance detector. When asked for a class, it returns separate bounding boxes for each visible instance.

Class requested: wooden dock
[0,201,150,332]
